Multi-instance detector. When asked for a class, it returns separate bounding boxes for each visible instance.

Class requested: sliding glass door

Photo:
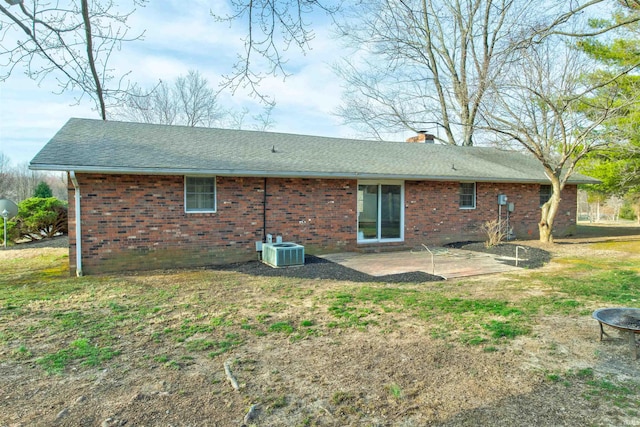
[357,182,403,242]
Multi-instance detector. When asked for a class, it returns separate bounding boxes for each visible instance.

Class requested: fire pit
[592,307,640,360]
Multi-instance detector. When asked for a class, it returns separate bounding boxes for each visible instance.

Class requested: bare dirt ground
[1,224,640,427]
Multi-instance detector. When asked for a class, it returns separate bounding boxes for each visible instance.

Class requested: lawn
[1,233,639,426]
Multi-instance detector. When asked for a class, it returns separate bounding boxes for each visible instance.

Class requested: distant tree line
[112,70,276,131]
[0,165,68,244]
[0,152,67,203]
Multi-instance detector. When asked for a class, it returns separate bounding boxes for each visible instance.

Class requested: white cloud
[0,1,360,166]
[0,74,95,164]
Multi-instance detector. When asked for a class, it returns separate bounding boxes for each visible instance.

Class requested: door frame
[356,180,405,244]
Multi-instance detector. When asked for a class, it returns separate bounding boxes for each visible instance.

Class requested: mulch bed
[211,255,444,283]
[445,241,552,269]
[212,242,551,283]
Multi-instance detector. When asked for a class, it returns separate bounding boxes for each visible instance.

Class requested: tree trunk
[538,204,554,243]
[538,180,562,243]
[81,0,107,121]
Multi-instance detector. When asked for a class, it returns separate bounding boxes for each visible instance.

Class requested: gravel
[7,235,69,250]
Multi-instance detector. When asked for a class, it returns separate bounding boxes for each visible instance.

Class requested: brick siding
[404,181,577,247]
[68,173,577,274]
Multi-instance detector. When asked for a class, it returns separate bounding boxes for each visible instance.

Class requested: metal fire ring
[592,307,640,360]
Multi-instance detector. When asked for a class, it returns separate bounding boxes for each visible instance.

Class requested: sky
[0,1,404,166]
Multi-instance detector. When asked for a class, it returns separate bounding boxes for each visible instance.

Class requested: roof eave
[31,163,596,184]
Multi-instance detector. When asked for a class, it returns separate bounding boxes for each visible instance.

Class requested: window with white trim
[185,176,216,212]
[540,184,552,206]
[459,182,476,209]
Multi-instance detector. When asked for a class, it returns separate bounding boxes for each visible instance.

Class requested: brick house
[30,118,595,275]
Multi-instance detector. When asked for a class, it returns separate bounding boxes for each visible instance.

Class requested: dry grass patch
[1,236,639,426]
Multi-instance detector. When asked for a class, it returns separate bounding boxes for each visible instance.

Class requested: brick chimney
[406,131,435,144]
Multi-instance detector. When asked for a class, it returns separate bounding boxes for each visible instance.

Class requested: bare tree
[115,81,176,125]
[114,69,277,131]
[333,0,639,145]
[481,41,630,242]
[7,162,47,201]
[223,107,250,130]
[114,70,222,127]
[213,0,341,103]
[250,103,276,131]
[175,70,225,127]
[0,0,145,119]
[0,152,13,199]
[0,153,67,201]
[336,0,532,145]
[43,172,68,201]
[217,105,277,131]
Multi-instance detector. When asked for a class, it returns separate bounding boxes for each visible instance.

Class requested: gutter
[69,171,83,276]
[28,164,598,185]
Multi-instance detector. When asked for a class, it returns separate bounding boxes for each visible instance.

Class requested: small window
[540,184,552,206]
[185,176,216,212]
[459,182,476,209]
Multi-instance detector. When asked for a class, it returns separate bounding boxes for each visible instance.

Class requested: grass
[325,287,533,343]
[545,368,640,411]
[589,240,640,254]
[37,338,120,374]
[3,245,638,362]
[269,321,295,334]
[331,391,355,405]
[533,268,640,305]
[1,235,639,420]
[586,378,640,409]
[388,383,403,400]
[482,320,530,339]
[183,333,242,356]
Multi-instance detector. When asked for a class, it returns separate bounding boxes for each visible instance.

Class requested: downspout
[69,171,83,276]
[263,177,267,242]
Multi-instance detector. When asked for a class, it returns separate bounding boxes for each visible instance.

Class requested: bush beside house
[1,197,68,244]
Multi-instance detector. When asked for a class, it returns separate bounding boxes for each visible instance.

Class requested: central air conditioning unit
[262,242,305,267]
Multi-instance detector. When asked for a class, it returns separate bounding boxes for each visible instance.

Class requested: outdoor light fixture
[2,209,9,249]
[0,199,18,249]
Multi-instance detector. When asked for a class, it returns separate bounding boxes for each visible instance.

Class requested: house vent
[262,242,305,267]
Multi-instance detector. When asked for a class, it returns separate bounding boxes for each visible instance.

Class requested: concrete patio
[320,247,523,279]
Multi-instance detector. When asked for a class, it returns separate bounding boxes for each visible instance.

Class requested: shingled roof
[30,118,597,184]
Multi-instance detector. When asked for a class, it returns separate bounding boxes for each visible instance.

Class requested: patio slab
[319,248,522,279]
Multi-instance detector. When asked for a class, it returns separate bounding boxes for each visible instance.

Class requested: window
[540,184,552,206]
[185,176,216,212]
[459,182,476,209]
[357,182,404,242]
